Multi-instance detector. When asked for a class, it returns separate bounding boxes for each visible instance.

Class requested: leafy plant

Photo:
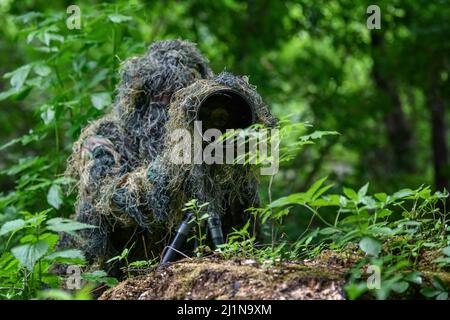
[421,276,449,300]
[217,220,256,259]
[183,199,210,257]
[257,179,449,299]
[81,270,118,288]
[0,209,92,299]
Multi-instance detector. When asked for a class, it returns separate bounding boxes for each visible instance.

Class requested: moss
[100,257,346,300]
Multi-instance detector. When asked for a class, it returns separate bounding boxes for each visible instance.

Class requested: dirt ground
[99,247,450,300]
[100,252,356,300]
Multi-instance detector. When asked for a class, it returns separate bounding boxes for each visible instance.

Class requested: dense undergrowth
[0,2,449,300]
[1,143,449,300]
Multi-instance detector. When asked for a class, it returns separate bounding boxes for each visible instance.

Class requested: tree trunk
[370,32,416,173]
[428,86,449,192]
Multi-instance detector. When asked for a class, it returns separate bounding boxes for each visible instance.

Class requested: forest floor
[100,251,360,300]
[100,249,450,300]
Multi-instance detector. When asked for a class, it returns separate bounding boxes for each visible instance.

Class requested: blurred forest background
[0,0,449,241]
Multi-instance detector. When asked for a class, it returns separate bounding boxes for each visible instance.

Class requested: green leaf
[392,281,409,293]
[6,65,32,90]
[306,177,327,198]
[46,218,96,233]
[309,194,340,207]
[343,187,358,201]
[108,14,132,23]
[47,184,63,209]
[359,237,382,257]
[374,193,388,202]
[431,276,447,291]
[199,213,210,220]
[436,292,448,300]
[34,64,52,77]
[90,92,111,110]
[421,287,439,298]
[269,192,308,208]
[128,260,152,268]
[319,227,341,235]
[88,69,109,88]
[442,246,450,257]
[0,219,26,236]
[81,270,107,281]
[41,273,61,288]
[103,277,119,287]
[11,240,49,271]
[0,131,42,151]
[106,255,121,264]
[312,184,334,200]
[38,232,59,249]
[433,257,450,266]
[369,226,393,235]
[45,249,85,264]
[38,289,72,300]
[358,183,369,199]
[393,189,413,199]
[376,209,392,218]
[40,105,55,125]
[300,130,339,142]
[0,87,20,101]
[404,271,422,285]
[81,270,118,287]
[344,282,367,300]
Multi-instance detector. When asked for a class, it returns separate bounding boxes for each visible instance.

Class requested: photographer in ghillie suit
[63,39,277,276]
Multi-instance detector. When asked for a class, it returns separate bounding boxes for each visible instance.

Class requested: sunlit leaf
[108,14,132,23]
[46,218,96,232]
[359,237,381,257]
[7,65,32,90]
[343,187,358,201]
[11,240,49,271]
[45,249,85,264]
[34,64,52,77]
[90,92,111,110]
[47,184,63,209]
[0,219,26,236]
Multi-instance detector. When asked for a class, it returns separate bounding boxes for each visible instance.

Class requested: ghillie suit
[64,40,276,275]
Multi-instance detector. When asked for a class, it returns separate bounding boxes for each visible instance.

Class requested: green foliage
[217,220,257,260]
[81,270,118,288]
[0,209,90,299]
[358,237,382,257]
[433,246,450,268]
[259,179,449,299]
[184,199,210,257]
[420,276,449,300]
[0,0,448,300]
[106,243,144,278]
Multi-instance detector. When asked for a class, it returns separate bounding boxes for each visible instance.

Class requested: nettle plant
[0,209,93,299]
[265,179,450,299]
[0,4,145,299]
[0,4,146,214]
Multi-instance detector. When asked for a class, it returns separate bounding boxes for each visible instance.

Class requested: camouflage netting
[149,72,277,227]
[63,39,277,275]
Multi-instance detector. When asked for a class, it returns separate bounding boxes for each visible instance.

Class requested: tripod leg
[207,214,224,247]
[159,212,194,267]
